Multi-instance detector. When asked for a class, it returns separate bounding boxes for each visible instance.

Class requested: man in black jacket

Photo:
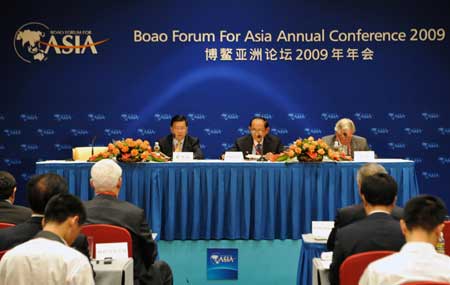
[226,116,284,158]
[326,163,404,251]
[0,171,31,224]
[85,159,172,285]
[0,173,89,257]
[157,114,203,160]
[329,173,406,285]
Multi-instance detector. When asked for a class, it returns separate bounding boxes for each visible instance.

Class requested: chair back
[81,224,133,258]
[340,250,395,285]
[0,222,15,229]
[0,250,8,260]
[443,221,450,256]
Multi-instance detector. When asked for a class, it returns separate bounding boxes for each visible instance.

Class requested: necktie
[174,141,182,152]
[256,143,262,155]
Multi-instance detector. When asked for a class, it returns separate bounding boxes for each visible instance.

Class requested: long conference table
[36,159,419,241]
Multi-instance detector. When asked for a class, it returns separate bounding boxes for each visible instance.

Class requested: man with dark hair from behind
[360,195,450,284]
[329,173,406,285]
[0,173,88,257]
[157,114,204,159]
[0,171,31,224]
[327,163,404,251]
[0,193,94,284]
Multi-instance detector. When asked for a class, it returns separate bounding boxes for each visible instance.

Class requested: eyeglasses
[250,129,265,133]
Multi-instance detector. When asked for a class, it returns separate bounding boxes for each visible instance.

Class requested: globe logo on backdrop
[14,22,109,63]
[271,128,289,135]
[354,113,373,120]
[14,22,50,63]
[221,113,239,120]
[188,113,206,121]
[421,172,440,179]
[304,128,322,136]
[137,129,156,136]
[321,113,339,121]
[288,113,306,120]
[387,113,407,120]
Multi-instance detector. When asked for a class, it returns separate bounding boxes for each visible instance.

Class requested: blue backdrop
[2,0,450,206]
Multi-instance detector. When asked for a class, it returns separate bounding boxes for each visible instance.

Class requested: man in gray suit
[322,118,371,158]
[85,159,172,285]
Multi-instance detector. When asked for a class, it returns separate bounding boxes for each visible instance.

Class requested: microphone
[90,136,97,157]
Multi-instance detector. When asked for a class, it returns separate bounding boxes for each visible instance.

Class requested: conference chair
[339,250,396,285]
[402,281,450,285]
[443,221,450,256]
[81,224,133,259]
[0,250,8,260]
[0,222,15,229]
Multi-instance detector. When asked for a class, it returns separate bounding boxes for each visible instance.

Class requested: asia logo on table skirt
[207,248,238,280]
[14,22,109,63]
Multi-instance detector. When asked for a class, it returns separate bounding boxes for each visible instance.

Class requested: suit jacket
[326,204,404,251]
[0,200,32,224]
[84,194,158,284]
[227,134,284,156]
[321,134,370,158]
[157,134,204,159]
[0,216,89,258]
[329,212,405,285]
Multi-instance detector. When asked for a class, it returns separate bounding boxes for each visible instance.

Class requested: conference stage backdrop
[2,1,450,206]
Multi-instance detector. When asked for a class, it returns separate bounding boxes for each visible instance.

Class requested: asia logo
[204,128,222,136]
[14,22,109,63]
[304,128,322,136]
[207,248,238,280]
[221,113,239,120]
[354,113,373,120]
[188,113,206,121]
[271,128,288,135]
[321,113,339,121]
[288,113,306,120]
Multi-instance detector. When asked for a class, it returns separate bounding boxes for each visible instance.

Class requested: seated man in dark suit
[85,159,172,285]
[327,163,404,251]
[322,118,371,158]
[225,116,284,159]
[329,173,406,285]
[157,114,204,159]
[0,173,89,257]
[0,193,94,284]
[0,171,31,224]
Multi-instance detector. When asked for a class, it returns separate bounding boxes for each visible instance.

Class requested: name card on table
[312,221,334,240]
[172,152,194,162]
[96,242,128,260]
[353,151,375,162]
[224,151,244,162]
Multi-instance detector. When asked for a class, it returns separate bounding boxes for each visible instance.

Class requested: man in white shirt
[360,194,450,285]
[0,193,94,285]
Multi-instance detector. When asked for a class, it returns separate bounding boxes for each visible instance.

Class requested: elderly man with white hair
[84,159,173,285]
[322,118,371,158]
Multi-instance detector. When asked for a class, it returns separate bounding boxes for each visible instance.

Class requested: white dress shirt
[0,237,94,285]
[359,242,450,285]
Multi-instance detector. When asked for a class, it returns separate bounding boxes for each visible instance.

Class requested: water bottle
[333,141,340,151]
[154,142,160,153]
[436,232,445,254]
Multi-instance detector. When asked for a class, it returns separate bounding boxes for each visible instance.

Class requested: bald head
[90,159,122,192]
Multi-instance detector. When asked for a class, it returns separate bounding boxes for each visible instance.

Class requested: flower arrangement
[88,138,168,163]
[271,136,352,162]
